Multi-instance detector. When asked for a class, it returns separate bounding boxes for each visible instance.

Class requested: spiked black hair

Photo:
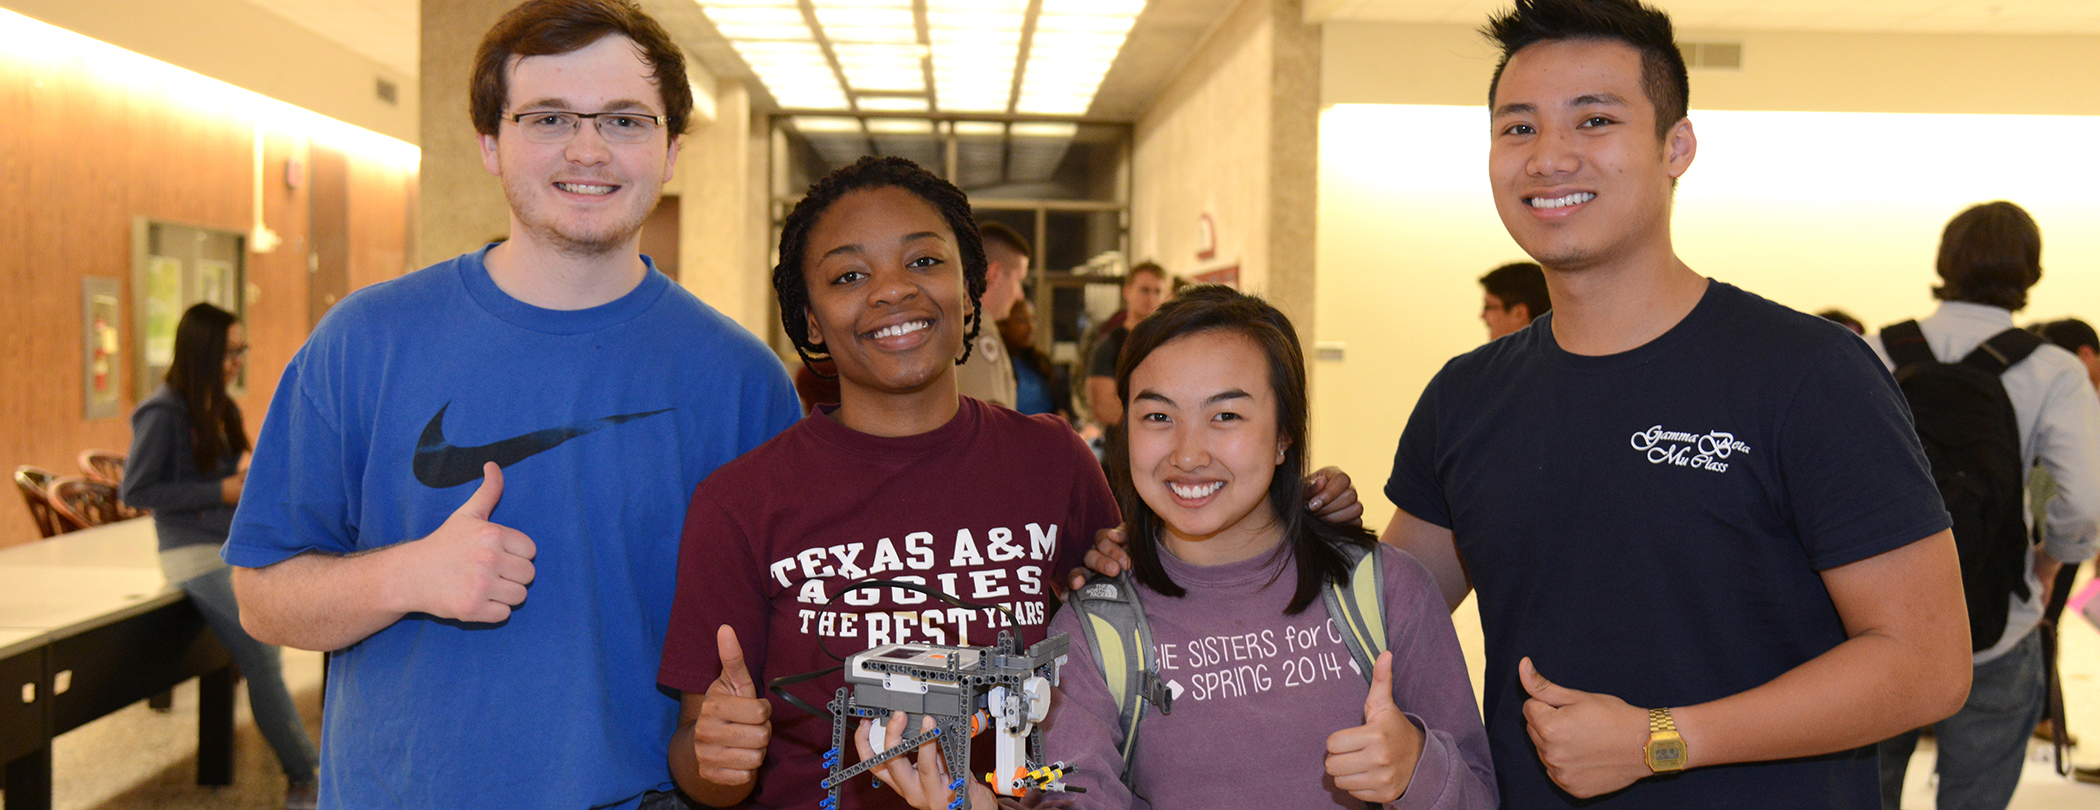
[1485,0,1690,141]
[772,156,989,372]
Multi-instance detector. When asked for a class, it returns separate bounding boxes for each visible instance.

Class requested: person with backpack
[859,287,1495,809]
[1869,201,2100,810]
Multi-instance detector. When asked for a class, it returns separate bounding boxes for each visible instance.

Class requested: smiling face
[1126,329,1287,559]
[801,185,969,400]
[1489,38,1693,274]
[478,34,679,257]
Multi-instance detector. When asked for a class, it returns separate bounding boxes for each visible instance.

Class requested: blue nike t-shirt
[226,247,800,809]
[1386,281,1949,809]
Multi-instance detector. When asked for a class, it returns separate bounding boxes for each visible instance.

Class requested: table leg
[196,666,235,786]
[3,746,52,810]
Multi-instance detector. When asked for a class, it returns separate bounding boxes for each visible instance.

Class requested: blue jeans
[1878,628,2045,810]
[180,565,321,781]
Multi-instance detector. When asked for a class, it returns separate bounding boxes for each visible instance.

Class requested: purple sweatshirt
[1038,542,1496,809]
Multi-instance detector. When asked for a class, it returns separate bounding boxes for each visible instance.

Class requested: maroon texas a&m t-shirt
[659,396,1118,809]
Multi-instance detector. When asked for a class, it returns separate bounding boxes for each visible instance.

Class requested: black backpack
[1882,320,2043,651]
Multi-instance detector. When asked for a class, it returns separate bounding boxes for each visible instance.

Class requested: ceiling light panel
[1010,0,1146,115]
[832,43,926,92]
[815,0,916,46]
[855,96,930,112]
[700,0,1145,115]
[927,3,1023,114]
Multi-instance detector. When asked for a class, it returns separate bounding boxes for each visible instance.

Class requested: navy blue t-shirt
[1386,281,1948,809]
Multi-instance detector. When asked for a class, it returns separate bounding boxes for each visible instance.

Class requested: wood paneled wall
[0,44,415,549]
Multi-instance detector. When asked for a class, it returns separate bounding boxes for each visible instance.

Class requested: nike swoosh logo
[413,403,673,488]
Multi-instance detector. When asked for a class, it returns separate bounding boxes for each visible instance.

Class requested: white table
[0,518,235,810]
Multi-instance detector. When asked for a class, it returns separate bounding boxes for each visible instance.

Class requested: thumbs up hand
[1519,657,1654,798]
[395,462,536,623]
[692,625,772,788]
[1325,651,1424,803]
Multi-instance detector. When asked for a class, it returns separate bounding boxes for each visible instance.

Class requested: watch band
[1644,706,1687,773]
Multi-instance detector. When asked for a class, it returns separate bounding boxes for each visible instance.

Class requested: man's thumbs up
[398,462,536,623]
[1519,656,1655,798]
[693,625,771,788]
[1326,651,1423,804]
[455,460,506,520]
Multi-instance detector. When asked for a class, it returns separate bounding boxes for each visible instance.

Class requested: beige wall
[666,75,777,339]
[0,9,417,548]
[1313,21,2100,534]
[1130,0,1321,345]
[1,0,417,143]
[416,0,514,267]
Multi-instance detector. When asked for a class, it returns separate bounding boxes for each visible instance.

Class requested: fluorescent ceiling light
[840,69,924,92]
[734,40,824,56]
[1041,0,1146,14]
[701,0,1143,117]
[789,115,864,133]
[1029,31,1127,54]
[931,0,1025,11]
[1011,122,1079,138]
[928,11,1025,31]
[823,26,920,44]
[700,7,804,26]
[866,118,934,134]
[856,96,930,112]
[832,43,925,63]
[713,23,815,40]
[815,8,914,29]
[953,121,1005,136]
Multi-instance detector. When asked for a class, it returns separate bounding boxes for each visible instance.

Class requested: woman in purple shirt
[863,287,1495,809]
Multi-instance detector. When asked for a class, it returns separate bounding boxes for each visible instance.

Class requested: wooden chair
[77,449,125,487]
[76,449,145,519]
[47,476,126,533]
[14,465,64,539]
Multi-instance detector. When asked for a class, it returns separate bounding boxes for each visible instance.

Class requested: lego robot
[818,630,1081,810]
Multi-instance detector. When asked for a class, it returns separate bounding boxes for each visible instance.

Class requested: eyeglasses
[504,110,666,145]
[225,344,250,360]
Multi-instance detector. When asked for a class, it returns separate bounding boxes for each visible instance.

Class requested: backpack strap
[1064,571,1172,789]
[1960,327,2045,375]
[1881,320,1937,369]
[1320,543,1386,683]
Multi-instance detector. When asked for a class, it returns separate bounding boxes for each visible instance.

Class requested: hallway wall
[1130,0,1321,345]
[0,10,418,549]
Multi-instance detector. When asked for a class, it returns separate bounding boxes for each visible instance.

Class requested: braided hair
[773,156,989,373]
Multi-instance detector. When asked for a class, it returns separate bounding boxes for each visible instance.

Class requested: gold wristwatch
[1644,707,1687,773]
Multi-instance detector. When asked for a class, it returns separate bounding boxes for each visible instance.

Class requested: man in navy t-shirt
[1383,1,1972,807]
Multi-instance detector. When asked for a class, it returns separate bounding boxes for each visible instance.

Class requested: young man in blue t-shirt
[222,2,799,808]
[1383,1,1972,807]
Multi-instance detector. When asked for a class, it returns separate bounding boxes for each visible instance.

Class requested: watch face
[1648,739,1687,770]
